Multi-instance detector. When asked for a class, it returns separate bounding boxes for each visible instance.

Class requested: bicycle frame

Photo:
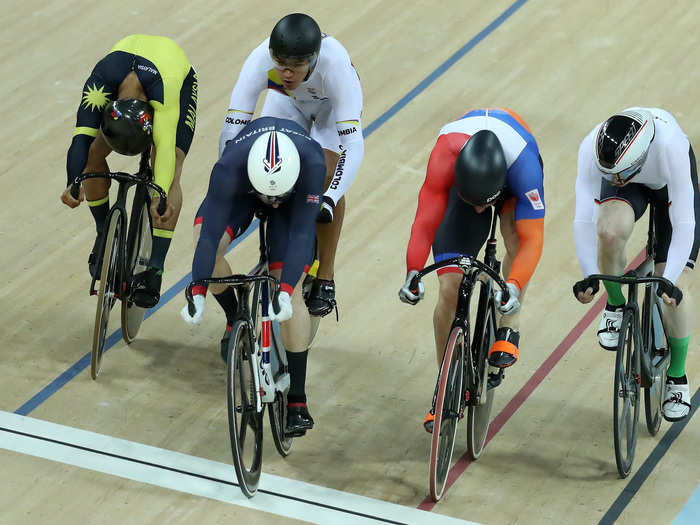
[187,214,287,413]
[72,151,168,295]
[416,213,508,408]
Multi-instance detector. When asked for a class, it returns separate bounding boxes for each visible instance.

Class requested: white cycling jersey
[574,107,694,284]
[220,35,364,205]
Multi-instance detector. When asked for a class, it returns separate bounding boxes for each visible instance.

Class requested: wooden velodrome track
[1,1,699,523]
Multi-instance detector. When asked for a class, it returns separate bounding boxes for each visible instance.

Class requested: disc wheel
[227,320,263,498]
[268,326,293,457]
[613,310,640,478]
[121,200,152,343]
[429,326,465,502]
[91,212,122,380]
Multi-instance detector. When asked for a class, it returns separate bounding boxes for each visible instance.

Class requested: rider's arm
[405,134,455,273]
[279,150,327,295]
[150,102,178,195]
[191,158,243,293]
[506,149,545,290]
[66,74,105,186]
[218,42,268,157]
[573,133,600,277]
[661,136,695,284]
[323,46,364,205]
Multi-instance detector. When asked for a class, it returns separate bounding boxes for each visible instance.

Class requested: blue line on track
[16,0,530,415]
[599,388,700,525]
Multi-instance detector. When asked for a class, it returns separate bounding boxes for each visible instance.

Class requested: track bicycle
[71,151,167,379]
[574,202,681,478]
[410,212,510,501]
[186,211,318,498]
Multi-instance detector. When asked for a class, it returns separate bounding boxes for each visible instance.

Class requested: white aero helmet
[247,130,300,205]
[594,109,655,186]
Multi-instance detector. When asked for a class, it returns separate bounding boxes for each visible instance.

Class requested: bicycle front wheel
[121,198,152,343]
[429,326,465,502]
[91,211,123,380]
[613,310,640,478]
[227,320,263,497]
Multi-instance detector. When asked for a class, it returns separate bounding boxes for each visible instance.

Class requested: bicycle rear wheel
[121,198,152,343]
[644,301,667,436]
[91,211,123,380]
[467,283,495,460]
[429,326,465,502]
[227,320,263,497]
[268,325,293,457]
[613,310,640,478]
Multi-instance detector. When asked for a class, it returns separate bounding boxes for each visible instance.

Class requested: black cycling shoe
[286,404,314,437]
[88,231,105,280]
[131,267,162,308]
[306,278,337,317]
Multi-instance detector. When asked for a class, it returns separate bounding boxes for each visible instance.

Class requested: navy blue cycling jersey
[192,117,326,296]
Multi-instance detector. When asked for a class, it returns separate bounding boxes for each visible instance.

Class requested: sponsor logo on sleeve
[525,188,544,210]
[329,149,347,190]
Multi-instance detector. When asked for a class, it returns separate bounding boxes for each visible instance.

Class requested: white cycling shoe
[662,377,691,422]
[598,307,623,351]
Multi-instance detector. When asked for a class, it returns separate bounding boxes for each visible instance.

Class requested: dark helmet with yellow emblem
[101,99,153,156]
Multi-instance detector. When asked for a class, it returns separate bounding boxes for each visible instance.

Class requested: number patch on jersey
[525,189,544,210]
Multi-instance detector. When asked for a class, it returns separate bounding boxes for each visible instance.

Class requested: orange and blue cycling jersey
[406,108,545,291]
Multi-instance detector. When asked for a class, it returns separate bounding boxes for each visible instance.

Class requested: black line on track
[0,425,408,524]
[599,387,700,524]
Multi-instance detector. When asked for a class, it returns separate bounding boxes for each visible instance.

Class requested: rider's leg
[132,148,186,308]
[433,272,463,366]
[489,200,527,368]
[595,197,637,350]
[271,268,315,434]
[308,149,343,316]
[82,133,112,279]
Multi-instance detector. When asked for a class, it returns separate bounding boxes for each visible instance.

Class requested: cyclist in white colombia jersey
[573,107,697,421]
[209,13,364,325]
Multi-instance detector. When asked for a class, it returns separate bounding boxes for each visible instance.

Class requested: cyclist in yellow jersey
[60,34,198,307]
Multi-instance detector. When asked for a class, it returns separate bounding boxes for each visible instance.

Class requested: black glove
[656,279,683,305]
[317,195,335,223]
[572,276,600,299]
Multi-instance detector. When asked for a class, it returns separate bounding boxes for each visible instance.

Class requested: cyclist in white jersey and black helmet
[210,13,364,329]
[573,107,697,421]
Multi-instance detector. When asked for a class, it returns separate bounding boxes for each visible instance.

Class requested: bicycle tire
[121,198,152,343]
[613,309,640,478]
[644,301,667,435]
[227,320,263,498]
[429,326,465,502]
[91,211,123,380]
[268,324,293,457]
[467,282,495,460]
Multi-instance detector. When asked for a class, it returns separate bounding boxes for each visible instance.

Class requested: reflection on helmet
[269,13,322,63]
[101,99,153,156]
[454,129,507,207]
[247,130,300,205]
[595,109,655,186]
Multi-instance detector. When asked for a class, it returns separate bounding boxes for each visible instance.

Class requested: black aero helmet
[454,129,507,206]
[101,98,153,156]
[269,13,322,61]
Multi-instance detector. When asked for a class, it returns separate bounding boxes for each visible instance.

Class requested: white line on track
[0,411,479,525]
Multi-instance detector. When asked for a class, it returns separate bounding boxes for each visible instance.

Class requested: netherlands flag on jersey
[263,131,283,174]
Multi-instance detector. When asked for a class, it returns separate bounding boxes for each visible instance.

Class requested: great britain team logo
[263,131,284,175]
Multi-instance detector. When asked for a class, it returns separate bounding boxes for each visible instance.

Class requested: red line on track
[418,250,646,511]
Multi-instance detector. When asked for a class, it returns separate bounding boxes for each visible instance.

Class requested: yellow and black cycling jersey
[67,34,197,194]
